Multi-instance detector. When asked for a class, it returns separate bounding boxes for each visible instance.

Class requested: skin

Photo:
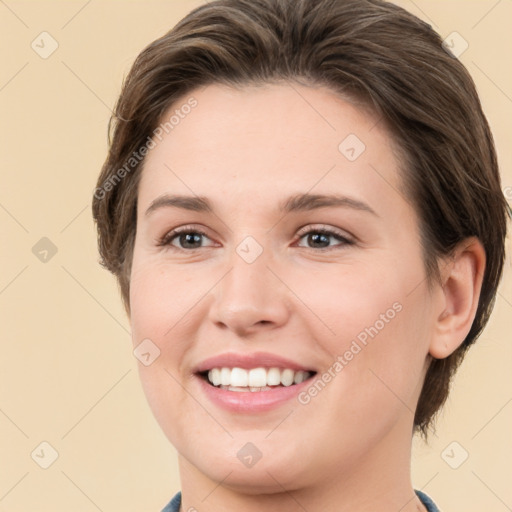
[128,83,485,512]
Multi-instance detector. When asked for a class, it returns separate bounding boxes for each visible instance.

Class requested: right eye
[158,227,217,250]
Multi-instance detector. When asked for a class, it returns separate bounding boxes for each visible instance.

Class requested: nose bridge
[208,236,289,333]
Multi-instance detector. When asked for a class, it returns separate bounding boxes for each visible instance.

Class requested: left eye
[296,229,352,249]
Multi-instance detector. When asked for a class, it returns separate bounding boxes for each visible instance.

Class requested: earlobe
[429,237,486,359]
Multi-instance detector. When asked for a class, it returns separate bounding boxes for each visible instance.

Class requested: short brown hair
[92,0,509,434]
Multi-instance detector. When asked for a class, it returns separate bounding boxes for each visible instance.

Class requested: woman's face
[130,83,441,493]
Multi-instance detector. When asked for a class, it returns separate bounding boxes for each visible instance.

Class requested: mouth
[193,352,319,412]
[197,366,318,392]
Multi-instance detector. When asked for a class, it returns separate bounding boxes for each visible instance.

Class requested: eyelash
[157,225,354,251]
[295,226,354,249]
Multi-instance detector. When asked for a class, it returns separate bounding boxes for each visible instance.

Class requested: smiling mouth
[198,367,317,392]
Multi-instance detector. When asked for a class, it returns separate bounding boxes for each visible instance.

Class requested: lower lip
[196,375,315,413]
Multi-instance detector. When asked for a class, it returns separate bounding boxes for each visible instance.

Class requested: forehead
[138,83,408,216]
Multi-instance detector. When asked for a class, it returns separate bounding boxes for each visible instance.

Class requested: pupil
[181,233,202,248]
[309,233,329,247]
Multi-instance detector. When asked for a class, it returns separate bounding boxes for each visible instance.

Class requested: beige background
[0,1,511,511]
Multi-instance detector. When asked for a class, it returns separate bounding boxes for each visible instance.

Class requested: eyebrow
[145,195,212,216]
[280,193,378,216]
[145,193,377,217]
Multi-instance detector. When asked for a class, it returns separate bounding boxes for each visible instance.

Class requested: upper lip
[194,352,316,374]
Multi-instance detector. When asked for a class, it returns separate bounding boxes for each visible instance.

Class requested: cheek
[281,260,403,344]
[129,260,201,443]
[129,258,203,345]
[342,291,431,421]
[287,259,432,405]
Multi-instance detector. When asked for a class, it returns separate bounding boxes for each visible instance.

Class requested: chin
[180,436,308,493]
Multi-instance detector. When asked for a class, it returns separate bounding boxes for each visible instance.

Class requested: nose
[207,247,291,336]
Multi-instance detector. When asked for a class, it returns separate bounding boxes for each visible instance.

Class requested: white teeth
[267,367,281,386]
[231,367,249,387]
[205,367,313,389]
[228,386,246,392]
[280,368,295,386]
[220,367,231,386]
[294,370,306,384]
[208,368,221,386]
[248,368,267,387]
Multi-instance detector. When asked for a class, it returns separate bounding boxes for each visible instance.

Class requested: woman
[92,0,509,510]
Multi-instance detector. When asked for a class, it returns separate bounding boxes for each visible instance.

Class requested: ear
[429,237,486,359]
